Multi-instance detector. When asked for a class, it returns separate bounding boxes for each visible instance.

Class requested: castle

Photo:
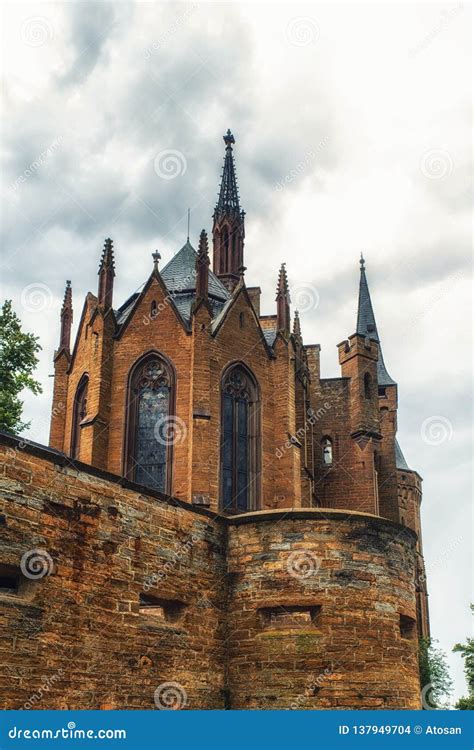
[0,131,429,710]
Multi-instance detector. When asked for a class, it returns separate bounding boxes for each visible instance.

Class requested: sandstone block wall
[0,434,421,710]
[227,511,420,710]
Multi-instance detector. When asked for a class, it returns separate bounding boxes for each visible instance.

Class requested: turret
[49,280,72,451]
[196,229,210,301]
[59,280,72,353]
[97,238,115,309]
[276,263,291,336]
[212,130,245,292]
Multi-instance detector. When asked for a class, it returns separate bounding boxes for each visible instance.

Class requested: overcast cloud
[1,1,472,701]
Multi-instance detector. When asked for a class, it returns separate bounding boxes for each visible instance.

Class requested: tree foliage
[453,604,474,710]
[0,300,42,433]
[419,636,453,708]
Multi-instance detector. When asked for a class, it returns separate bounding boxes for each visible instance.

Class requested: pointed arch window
[126,354,175,493]
[71,374,89,459]
[221,365,259,513]
[222,227,230,273]
[322,437,333,465]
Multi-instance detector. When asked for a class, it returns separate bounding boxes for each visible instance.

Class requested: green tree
[453,604,474,710]
[419,636,453,708]
[0,300,42,433]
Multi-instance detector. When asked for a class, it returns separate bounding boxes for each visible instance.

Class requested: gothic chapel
[0,130,432,710]
[49,131,429,639]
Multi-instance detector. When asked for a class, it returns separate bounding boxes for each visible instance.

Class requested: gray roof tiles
[356,263,396,387]
[395,439,411,471]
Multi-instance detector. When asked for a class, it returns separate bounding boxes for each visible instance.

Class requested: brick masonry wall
[0,435,421,710]
[0,437,227,710]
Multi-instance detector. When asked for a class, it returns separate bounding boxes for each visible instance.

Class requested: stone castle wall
[0,433,421,710]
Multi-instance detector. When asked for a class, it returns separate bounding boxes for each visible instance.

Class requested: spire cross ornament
[360,252,365,270]
[152,251,161,270]
[223,129,235,148]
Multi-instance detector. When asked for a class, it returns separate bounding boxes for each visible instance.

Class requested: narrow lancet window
[221,365,259,513]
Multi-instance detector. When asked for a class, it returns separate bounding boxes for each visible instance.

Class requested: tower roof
[160,241,230,323]
[214,129,242,219]
[395,439,410,471]
[356,255,396,387]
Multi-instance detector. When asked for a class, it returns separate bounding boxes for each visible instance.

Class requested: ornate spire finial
[196,230,210,301]
[223,129,235,148]
[62,280,72,310]
[293,309,301,337]
[152,250,161,271]
[198,229,209,259]
[59,280,73,352]
[99,238,115,272]
[276,263,291,335]
[276,262,290,299]
[98,238,115,308]
[360,252,365,270]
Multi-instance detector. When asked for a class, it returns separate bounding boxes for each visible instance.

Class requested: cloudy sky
[1,1,472,700]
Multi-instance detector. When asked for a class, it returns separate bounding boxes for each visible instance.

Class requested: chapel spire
[356,254,396,386]
[98,238,115,309]
[276,263,291,336]
[212,129,245,293]
[59,280,73,352]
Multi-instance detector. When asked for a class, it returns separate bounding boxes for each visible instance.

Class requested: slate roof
[161,241,230,301]
[263,329,277,347]
[395,439,411,471]
[356,260,396,387]
[115,292,139,325]
[114,241,231,329]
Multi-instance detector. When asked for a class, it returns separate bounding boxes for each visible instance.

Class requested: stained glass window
[128,356,173,493]
[71,375,88,459]
[221,365,259,513]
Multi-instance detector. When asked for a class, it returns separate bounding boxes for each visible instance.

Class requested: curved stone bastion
[226,510,420,710]
[0,434,420,710]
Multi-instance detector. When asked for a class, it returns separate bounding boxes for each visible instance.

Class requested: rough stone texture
[227,512,420,710]
[0,436,420,710]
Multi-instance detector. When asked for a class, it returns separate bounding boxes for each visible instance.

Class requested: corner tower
[356,254,399,522]
[212,130,245,292]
